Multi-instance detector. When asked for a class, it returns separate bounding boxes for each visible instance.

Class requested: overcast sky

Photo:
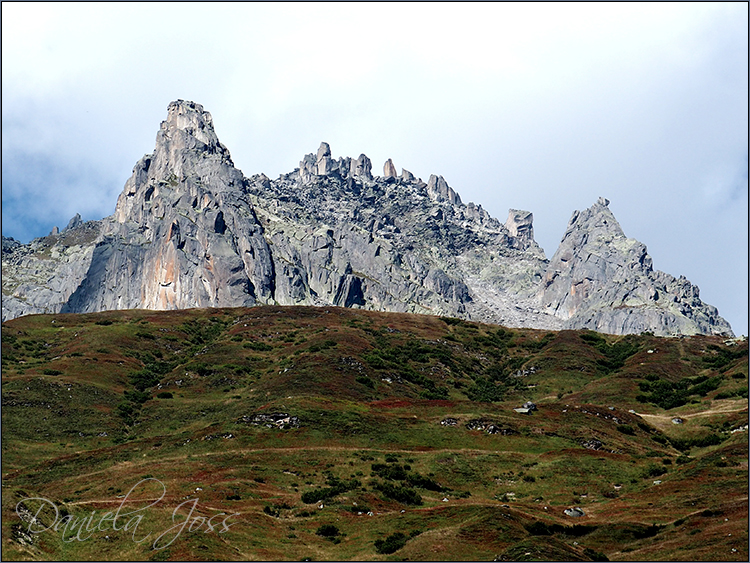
[2,2,747,335]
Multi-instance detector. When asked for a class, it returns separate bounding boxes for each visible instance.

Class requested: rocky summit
[1,100,734,336]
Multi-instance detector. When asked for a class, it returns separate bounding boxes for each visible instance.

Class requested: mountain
[1,100,733,336]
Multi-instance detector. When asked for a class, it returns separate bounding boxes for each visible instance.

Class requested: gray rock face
[64,213,83,232]
[383,158,397,179]
[1,100,734,336]
[426,174,462,205]
[505,209,535,250]
[538,197,733,335]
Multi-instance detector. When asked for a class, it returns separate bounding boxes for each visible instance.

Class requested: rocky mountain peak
[539,199,732,335]
[64,213,83,232]
[426,174,462,206]
[1,100,734,336]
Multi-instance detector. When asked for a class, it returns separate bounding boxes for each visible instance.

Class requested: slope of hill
[1,100,734,337]
[2,306,746,561]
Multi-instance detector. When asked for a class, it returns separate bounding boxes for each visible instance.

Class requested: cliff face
[1,100,734,336]
[538,198,731,335]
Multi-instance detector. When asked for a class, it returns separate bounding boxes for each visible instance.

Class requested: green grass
[1,306,747,561]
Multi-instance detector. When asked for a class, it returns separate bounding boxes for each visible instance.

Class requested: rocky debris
[237,412,300,429]
[339,356,365,373]
[512,366,537,378]
[440,417,459,426]
[202,432,235,440]
[1,100,734,337]
[1,236,21,255]
[577,405,625,425]
[522,401,537,411]
[672,417,684,425]
[581,438,603,450]
[466,418,517,435]
[564,507,585,517]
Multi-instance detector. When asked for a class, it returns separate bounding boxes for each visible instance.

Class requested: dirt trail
[634,398,747,423]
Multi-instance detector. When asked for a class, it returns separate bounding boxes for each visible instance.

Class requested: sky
[2,2,747,335]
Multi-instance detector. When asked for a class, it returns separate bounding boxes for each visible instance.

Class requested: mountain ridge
[0,100,733,336]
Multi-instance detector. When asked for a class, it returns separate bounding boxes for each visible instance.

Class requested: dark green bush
[643,464,667,478]
[316,524,340,538]
[374,532,407,554]
[669,434,723,451]
[406,473,444,492]
[244,341,273,352]
[373,481,422,505]
[466,377,506,402]
[356,375,375,389]
[263,505,280,517]
[583,547,609,561]
[156,392,173,399]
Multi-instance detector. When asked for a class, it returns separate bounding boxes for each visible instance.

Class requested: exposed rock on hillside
[1,100,734,336]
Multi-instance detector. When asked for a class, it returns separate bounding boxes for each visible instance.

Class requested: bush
[466,377,506,402]
[43,369,63,376]
[356,375,375,389]
[374,532,407,554]
[583,547,609,561]
[243,341,273,352]
[372,463,408,481]
[263,505,280,517]
[669,434,723,451]
[406,473,445,492]
[156,392,173,399]
[373,481,422,505]
[701,344,747,369]
[316,524,340,538]
[616,425,636,436]
[643,464,667,478]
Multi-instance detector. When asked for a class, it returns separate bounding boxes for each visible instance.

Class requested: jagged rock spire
[383,158,397,178]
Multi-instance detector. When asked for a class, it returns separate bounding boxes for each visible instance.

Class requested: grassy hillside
[2,306,747,561]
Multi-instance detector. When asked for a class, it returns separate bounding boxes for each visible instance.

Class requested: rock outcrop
[1,100,734,336]
[383,159,397,179]
[538,197,732,335]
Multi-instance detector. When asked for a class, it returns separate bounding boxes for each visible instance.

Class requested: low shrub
[374,532,407,554]
[316,524,339,538]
